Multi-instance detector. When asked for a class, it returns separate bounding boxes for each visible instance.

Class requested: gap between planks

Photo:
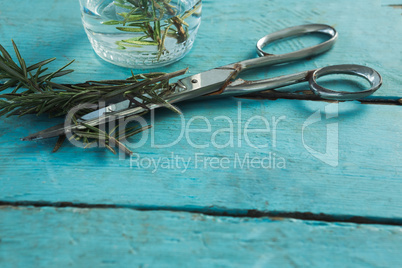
[387,5,402,9]
[1,200,402,227]
[237,90,402,106]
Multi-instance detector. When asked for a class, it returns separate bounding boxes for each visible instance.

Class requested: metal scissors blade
[81,68,237,121]
[21,68,237,141]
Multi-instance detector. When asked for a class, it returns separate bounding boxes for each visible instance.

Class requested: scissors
[23,24,382,141]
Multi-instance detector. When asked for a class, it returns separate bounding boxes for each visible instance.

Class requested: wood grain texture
[0,0,400,96]
[1,1,402,266]
[0,99,401,219]
[0,0,400,219]
[1,206,402,268]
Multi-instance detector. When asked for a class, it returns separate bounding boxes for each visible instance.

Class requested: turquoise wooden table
[1,0,402,267]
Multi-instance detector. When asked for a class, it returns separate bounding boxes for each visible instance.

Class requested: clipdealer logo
[147,101,286,150]
[65,101,288,159]
[302,103,339,167]
[64,101,339,169]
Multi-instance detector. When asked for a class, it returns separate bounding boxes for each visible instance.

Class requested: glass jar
[78,0,202,68]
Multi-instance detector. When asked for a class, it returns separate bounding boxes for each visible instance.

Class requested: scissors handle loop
[220,24,382,101]
[238,24,338,70]
[256,24,338,58]
[310,64,382,100]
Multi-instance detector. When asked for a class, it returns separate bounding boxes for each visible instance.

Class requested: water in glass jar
[79,0,202,68]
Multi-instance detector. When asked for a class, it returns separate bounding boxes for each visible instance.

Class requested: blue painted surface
[2,206,402,267]
[0,0,401,266]
[0,99,401,219]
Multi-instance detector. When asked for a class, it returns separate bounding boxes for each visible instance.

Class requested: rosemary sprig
[0,41,187,155]
[103,0,201,59]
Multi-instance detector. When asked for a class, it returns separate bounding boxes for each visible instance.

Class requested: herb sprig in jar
[80,0,202,68]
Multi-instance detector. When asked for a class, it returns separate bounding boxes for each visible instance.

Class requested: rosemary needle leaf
[116,27,145,32]
[102,20,121,25]
[41,60,75,83]
[52,135,66,153]
[0,60,26,82]
[11,40,27,78]
[0,44,13,62]
[27,58,56,72]
[0,40,189,156]
[104,143,117,155]
[122,40,158,46]
[119,125,152,140]
[81,122,108,135]
[0,79,18,92]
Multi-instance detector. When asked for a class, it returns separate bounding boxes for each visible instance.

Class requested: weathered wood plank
[0,0,401,219]
[1,1,401,265]
[0,99,400,219]
[0,0,400,96]
[1,206,402,267]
